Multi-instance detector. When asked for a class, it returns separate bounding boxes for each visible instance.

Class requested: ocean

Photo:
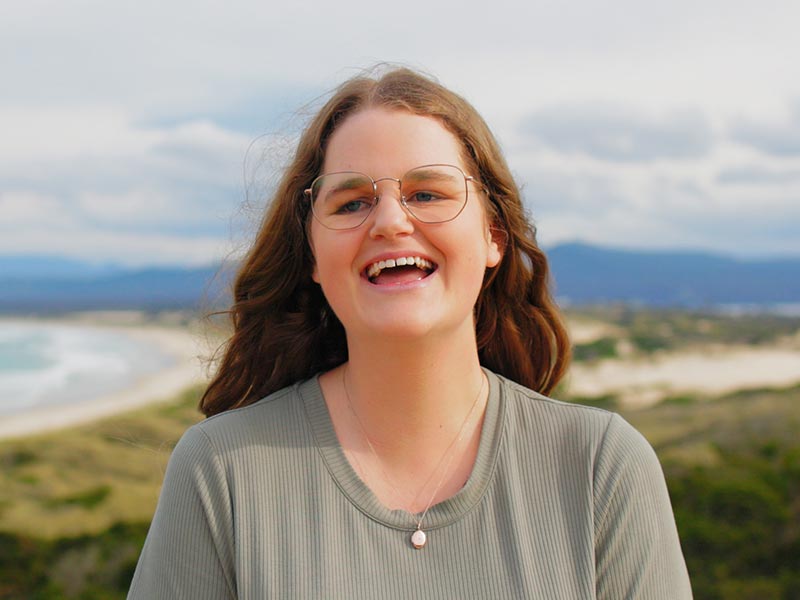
[0,321,174,416]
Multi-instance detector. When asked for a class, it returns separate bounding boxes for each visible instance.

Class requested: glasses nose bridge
[371,175,409,212]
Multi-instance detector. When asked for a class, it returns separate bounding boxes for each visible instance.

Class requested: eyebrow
[327,176,372,194]
[403,169,458,183]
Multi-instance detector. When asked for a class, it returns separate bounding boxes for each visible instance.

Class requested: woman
[129,68,692,599]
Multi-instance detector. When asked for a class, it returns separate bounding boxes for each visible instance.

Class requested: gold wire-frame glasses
[304,163,481,230]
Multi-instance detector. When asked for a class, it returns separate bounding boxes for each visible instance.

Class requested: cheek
[308,228,358,296]
[310,256,340,315]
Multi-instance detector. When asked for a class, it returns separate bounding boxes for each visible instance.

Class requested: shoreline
[4,314,798,437]
[0,319,209,440]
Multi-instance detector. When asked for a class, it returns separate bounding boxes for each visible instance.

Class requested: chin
[348,309,473,343]
[364,319,438,340]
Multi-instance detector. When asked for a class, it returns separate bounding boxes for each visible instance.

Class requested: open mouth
[365,256,437,285]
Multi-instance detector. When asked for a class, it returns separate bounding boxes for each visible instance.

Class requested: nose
[368,181,414,239]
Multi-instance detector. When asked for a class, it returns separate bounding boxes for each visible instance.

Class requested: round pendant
[411,529,427,549]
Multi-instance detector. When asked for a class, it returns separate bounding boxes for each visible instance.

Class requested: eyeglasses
[304,164,480,230]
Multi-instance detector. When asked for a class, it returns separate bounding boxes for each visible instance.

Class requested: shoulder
[494,371,646,453]
[495,375,673,528]
[491,371,662,491]
[173,378,314,461]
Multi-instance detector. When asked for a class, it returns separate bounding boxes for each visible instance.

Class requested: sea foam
[0,322,174,416]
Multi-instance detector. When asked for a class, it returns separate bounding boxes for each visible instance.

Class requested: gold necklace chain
[341,366,486,549]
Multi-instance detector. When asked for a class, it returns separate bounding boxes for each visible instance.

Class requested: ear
[485,225,504,268]
[311,263,320,283]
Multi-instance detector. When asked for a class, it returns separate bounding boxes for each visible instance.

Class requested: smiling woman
[128,67,692,599]
[308,109,502,343]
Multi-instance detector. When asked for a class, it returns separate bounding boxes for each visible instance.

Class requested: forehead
[322,108,467,176]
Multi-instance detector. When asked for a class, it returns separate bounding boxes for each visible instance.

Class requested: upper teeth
[367,256,434,279]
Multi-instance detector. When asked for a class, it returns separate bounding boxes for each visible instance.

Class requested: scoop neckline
[299,368,506,532]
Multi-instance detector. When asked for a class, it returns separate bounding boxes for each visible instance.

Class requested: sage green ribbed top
[128,370,692,599]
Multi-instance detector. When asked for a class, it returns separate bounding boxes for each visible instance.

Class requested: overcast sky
[2,0,799,266]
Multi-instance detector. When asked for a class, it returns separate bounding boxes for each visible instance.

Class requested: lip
[360,251,438,287]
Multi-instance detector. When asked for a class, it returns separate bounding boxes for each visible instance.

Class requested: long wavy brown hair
[200,67,571,417]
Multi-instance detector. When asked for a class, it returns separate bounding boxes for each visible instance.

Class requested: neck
[343,326,485,446]
[319,324,489,513]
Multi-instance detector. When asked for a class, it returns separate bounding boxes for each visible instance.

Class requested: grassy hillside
[630,385,800,599]
[0,387,204,600]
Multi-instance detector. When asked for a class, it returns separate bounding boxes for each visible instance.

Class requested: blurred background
[1,1,799,598]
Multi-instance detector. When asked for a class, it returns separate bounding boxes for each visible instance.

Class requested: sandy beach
[0,318,209,440]
[565,343,800,408]
[564,317,800,407]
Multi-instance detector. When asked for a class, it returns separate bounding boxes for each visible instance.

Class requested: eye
[335,199,373,214]
[408,191,442,204]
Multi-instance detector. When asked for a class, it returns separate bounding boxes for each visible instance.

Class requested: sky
[2,0,799,267]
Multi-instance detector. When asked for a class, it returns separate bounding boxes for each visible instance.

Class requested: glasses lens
[311,172,376,229]
[401,165,468,223]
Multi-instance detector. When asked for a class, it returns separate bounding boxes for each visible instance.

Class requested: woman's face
[309,108,502,343]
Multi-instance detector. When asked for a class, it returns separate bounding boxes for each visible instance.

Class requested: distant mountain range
[547,243,800,308]
[0,259,230,313]
[0,243,798,313]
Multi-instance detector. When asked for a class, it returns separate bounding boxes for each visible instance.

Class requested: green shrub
[569,394,619,410]
[572,337,619,362]
[0,522,149,600]
[666,442,800,598]
[45,486,112,510]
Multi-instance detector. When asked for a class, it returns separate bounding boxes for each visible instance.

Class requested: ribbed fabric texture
[128,370,692,599]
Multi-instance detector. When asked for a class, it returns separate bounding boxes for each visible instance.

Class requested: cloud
[0,110,246,238]
[76,190,195,226]
[0,227,231,268]
[731,102,800,156]
[716,165,800,186]
[511,149,800,258]
[536,190,800,258]
[0,191,73,226]
[0,108,249,181]
[520,105,714,162]
[0,107,154,164]
[0,190,232,266]
[516,168,634,219]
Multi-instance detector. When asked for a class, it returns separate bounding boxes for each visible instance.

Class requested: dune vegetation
[0,386,204,599]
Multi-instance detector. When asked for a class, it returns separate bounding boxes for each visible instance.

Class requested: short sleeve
[128,425,236,600]
[593,414,693,599]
